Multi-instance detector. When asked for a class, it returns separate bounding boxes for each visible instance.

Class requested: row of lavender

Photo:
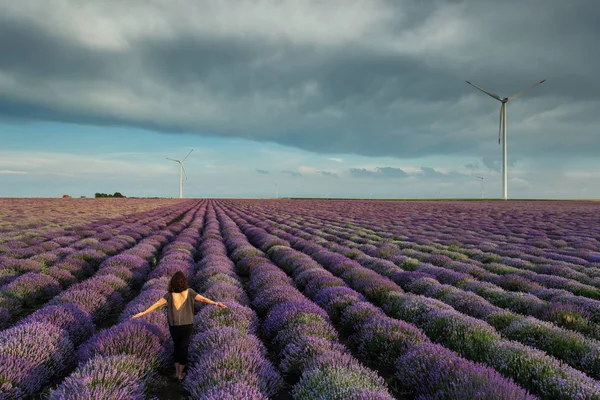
[213,204,538,399]
[0,198,181,244]
[262,202,598,308]
[182,204,284,398]
[272,200,600,269]
[0,201,199,329]
[264,200,600,292]
[320,217,600,336]
[0,202,201,399]
[47,202,207,399]
[241,204,600,379]
[266,202,600,295]
[218,201,600,399]
[214,205,401,399]
[245,203,600,340]
[315,212,600,300]
[273,204,600,341]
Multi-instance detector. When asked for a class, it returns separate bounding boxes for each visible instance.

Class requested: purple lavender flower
[119,288,166,322]
[292,350,392,400]
[262,301,329,338]
[18,303,94,346]
[0,355,48,398]
[229,245,265,263]
[187,327,268,364]
[54,258,94,279]
[352,316,428,367]
[304,275,347,298]
[236,256,274,277]
[0,306,11,330]
[202,281,250,305]
[183,345,283,398]
[339,300,382,329]
[77,321,165,369]
[381,292,454,326]
[99,254,150,274]
[3,272,61,307]
[196,274,242,293]
[252,286,307,315]
[0,322,75,395]
[193,381,267,400]
[484,339,600,398]
[272,313,339,350]
[121,243,157,262]
[194,302,259,335]
[279,335,349,375]
[46,266,77,288]
[69,248,107,267]
[396,343,536,400]
[49,289,111,322]
[314,286,365,321]
[148,260,193,280]
[48,354,150,400]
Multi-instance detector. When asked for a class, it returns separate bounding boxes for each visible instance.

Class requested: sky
[0,0,599,199]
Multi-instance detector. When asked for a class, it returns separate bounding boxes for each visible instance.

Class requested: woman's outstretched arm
[195,294,227,308]
[131,298,167,318]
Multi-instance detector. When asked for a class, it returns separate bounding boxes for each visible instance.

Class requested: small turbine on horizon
[466,79,545,200]
[273,181,279,199]
[167,149,193,198]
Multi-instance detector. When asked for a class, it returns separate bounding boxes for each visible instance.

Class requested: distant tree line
[94,192,126,198]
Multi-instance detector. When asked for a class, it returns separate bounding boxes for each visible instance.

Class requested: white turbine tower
[466,79,545,200]
[273,181,279,199]
[167,149,193,198]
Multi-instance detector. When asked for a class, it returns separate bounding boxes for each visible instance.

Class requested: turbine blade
[166,158,180,163]
[182,149,194,162]
[466,81,502,101]
[507,79,546,101]
[498,104,504,145]
[182,164,188,180]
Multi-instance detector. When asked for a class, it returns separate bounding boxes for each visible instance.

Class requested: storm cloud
[0,0,599,163]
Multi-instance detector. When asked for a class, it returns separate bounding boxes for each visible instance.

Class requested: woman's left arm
[195,294,227,308]
[131,298,167,318]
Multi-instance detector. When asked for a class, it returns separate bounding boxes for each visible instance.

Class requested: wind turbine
[273,181,279,199]
[466,79,545,200]
[167,149,193,198]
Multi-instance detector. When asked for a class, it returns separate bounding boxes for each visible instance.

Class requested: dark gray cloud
[319,171,339,178]
[420,166,445,179]
[282,170,302,178]
[349,165,470,181]
[481,156,520,173]
[349,167,408,179]
[256,169,269,174]
[0,0,599,161]
[378,167,408,178]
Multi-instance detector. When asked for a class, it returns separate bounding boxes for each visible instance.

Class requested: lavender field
[1,199,600,399]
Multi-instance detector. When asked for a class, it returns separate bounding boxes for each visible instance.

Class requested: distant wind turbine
[167,149,193,198]
[466,79,545,200]
[273,181,279,199]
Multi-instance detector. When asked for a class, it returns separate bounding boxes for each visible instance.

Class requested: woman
[132,271,227,381]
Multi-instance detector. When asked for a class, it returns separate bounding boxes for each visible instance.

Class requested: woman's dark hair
[168,271,188,293]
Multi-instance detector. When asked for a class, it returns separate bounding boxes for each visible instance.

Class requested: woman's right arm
[131,298,167,318]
